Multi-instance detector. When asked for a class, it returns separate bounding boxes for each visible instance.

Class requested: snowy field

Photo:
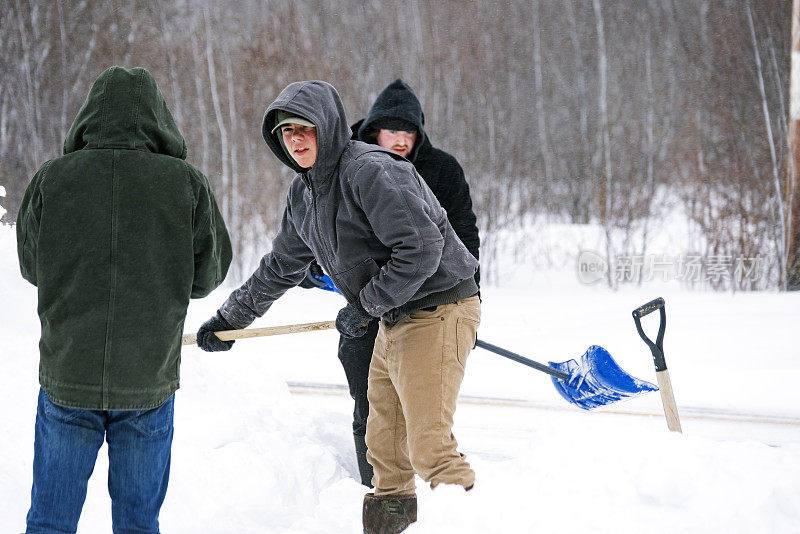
[1,221,799,533]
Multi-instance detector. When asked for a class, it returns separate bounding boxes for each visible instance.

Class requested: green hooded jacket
[16,66,232,410]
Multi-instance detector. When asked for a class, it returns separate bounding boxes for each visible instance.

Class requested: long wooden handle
[182,320,336,346]
[656,369,682,433]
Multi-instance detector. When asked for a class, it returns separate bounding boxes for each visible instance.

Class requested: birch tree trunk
[748,2,786,288]
[788,0,800,289]
[566,0,592,223]
[639,44,656,285]
[57,0,69,142]
[14,0,43,169]
[204,6,231,223]
[224,46,244,281]
[189,12,211,173]
[593,0,616,289]
[532,0,553,188]
[154,1,184,127]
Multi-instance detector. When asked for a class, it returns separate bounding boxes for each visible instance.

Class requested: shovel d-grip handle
[632,297,667,372]
[632,297,682,433]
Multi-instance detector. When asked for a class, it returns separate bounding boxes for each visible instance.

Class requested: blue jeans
[26,389,174,534]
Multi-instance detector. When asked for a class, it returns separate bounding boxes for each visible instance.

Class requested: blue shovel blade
[549,345,658,411]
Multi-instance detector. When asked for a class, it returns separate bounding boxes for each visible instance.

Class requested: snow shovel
[301,275,658,410]
[476,339,658,411]
[183,318,657,411]
[632,297,682,433]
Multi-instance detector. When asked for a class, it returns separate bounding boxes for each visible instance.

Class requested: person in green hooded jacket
[16,66,232,533]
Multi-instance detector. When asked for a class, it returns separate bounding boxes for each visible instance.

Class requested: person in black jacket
[302,79,480,488]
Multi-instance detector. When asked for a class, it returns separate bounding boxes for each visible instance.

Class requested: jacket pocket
[335,257,380,301]
[456,317,480,367]
[129,395,174,437]
[407,305,446,322]
[42,391,91,426]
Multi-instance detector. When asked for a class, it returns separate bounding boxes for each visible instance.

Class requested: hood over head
[64,66,187,159]
[262,81,352,181]
[357,78,427,161]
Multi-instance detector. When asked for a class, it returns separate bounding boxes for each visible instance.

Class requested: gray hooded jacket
[219,81,478,326]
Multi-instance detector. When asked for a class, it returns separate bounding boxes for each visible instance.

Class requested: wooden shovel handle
[656,369,683,433]
[181,320,336,346]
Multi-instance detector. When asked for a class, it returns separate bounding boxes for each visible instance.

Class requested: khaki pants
[365,296,480,495]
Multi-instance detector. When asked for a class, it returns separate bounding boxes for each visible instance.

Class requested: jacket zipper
[307,174,354,303]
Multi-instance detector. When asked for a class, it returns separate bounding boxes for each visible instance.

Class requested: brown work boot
[362,493,417,534]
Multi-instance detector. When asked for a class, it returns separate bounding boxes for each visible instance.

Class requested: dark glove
[197,312,235,352]
[298,262,326,289]
[335,302,373,339]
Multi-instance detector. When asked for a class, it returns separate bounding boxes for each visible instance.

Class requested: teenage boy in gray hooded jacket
[196,80,480,533]
[301,78,480,490]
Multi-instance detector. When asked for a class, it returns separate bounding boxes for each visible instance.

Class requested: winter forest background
[0,0,793,290]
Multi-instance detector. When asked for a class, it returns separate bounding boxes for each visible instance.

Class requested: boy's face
[377,129,417,158]
[281,123,317,168]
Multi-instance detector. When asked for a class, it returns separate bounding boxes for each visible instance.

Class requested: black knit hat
[370,117,417,133]
[358,79,425,142]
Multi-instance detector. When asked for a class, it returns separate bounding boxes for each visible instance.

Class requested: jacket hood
[262,81,352,182]
[64,66,187,159]
[357,78,427,161]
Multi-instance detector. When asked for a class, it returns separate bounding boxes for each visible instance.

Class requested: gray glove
[335,302,373,338]
[197,312,235,352]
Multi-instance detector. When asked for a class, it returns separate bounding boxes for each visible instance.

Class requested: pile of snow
[1,221,799,533]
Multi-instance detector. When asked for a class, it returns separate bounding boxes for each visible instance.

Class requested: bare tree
[748,1,786,287]
[0,0,791,291]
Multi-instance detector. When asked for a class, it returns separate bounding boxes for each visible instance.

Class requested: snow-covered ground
[1,221,799,533]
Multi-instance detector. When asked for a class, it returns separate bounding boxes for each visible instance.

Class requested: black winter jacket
[354,79,480,283]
